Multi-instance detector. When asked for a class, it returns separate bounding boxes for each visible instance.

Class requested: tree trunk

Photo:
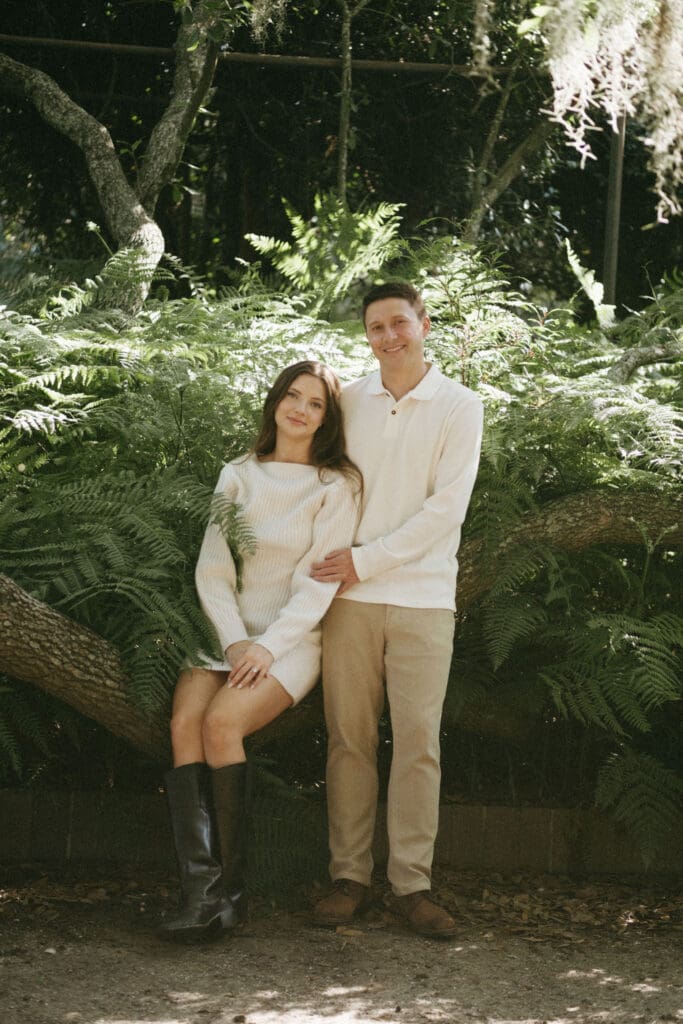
[1,489,680,761]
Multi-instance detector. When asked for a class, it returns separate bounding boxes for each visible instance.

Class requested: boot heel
[228,891,248,924]
[217,902,241,929]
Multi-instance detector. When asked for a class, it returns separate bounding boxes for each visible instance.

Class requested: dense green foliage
[1,202,681,864]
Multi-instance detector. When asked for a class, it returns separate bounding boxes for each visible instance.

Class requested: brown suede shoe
[313,879,372,927]
[394,891,457,938]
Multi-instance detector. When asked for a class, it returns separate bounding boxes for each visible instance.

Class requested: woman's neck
[261,440,314,465]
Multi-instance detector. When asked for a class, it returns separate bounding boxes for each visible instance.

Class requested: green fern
[246,192,404,317]
[596,749,683,867]
[483,595,548,670]
[541,613,682,737]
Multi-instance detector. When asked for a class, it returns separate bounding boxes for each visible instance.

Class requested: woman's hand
[227,643,274,689]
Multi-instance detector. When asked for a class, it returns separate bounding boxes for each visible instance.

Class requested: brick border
[2,790,681,876]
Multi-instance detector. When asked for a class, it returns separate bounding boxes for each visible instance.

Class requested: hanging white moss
[538,0,683,221]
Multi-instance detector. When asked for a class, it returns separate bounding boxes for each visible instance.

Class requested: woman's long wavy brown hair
[251,361,362,495]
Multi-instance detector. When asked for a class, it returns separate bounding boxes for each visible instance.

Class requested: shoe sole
[408,924,457,939]
[313,899,372,928]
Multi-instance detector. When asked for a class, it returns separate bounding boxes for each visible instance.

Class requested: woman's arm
[194,465,250,656]
[245,475,359,669]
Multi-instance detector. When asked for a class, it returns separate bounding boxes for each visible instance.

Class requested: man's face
[364,297,430,372]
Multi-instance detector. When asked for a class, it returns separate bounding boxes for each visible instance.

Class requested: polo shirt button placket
[383,403,400,438]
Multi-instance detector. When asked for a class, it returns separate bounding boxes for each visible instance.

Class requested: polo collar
[368,364,443,401]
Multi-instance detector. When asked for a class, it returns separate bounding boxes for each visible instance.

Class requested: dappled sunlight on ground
[0,867,681,1024]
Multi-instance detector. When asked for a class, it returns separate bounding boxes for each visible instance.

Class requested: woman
[160,360,361,940]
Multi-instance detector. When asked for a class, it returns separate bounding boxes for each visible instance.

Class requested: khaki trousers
[322,599,455,896]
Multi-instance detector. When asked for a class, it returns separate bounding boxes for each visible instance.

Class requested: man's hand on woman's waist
[311,548,360,595]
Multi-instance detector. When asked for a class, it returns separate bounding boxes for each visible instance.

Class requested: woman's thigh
[173,667,227,718]
[206,674,293,739]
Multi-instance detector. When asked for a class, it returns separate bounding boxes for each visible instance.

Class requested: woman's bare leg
[202,675,293,767]
[170,668,227,767]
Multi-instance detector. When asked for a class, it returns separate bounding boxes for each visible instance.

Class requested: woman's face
[274,374,327,446]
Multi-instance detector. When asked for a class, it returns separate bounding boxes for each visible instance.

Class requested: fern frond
[483,596,548,670]
[596,749,683,867]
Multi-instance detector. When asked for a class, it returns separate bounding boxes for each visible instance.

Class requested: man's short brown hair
[361,281,426,324]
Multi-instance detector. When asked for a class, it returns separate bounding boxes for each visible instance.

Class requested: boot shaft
[164,763,222,891]
[211,762,248,895]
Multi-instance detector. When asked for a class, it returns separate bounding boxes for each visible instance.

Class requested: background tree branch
[464,118,555,241]
[136,0,221,211]
[0,52,155,250]
[0,1,224,312]
[607,341,682,383]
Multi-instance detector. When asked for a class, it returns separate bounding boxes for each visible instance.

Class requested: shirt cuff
[351,541,391,582]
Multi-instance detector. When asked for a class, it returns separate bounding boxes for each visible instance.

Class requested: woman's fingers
[227,644,273,689]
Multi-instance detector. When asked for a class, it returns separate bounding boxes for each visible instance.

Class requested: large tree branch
[1,489,680,758]
[457,489,682,610]
[0,574,169,762]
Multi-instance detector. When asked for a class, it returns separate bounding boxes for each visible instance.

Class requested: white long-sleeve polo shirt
[341,365,483,611]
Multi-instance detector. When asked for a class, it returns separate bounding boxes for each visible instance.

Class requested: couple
[161,281,484,941]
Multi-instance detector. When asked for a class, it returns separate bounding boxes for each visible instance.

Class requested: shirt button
[391,409,397,415]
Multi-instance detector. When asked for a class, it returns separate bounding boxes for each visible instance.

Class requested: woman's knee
[202,706,244,758]
[169,707,203,751]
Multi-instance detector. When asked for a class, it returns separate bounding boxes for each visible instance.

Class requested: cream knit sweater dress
[194,454,358,702]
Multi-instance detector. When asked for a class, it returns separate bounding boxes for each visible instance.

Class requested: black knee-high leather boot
[159,762,240,940]
[211,762,249,924]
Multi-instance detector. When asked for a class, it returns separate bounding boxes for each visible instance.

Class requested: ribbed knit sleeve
[254,474,358,662]
[194,464,250,654]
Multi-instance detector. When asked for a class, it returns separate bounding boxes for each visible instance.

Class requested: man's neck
[380,360,430,401]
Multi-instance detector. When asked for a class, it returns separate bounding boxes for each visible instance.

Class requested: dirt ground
[1,866,681,1024]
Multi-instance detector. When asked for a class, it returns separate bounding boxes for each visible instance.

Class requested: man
[311,281,483,938]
